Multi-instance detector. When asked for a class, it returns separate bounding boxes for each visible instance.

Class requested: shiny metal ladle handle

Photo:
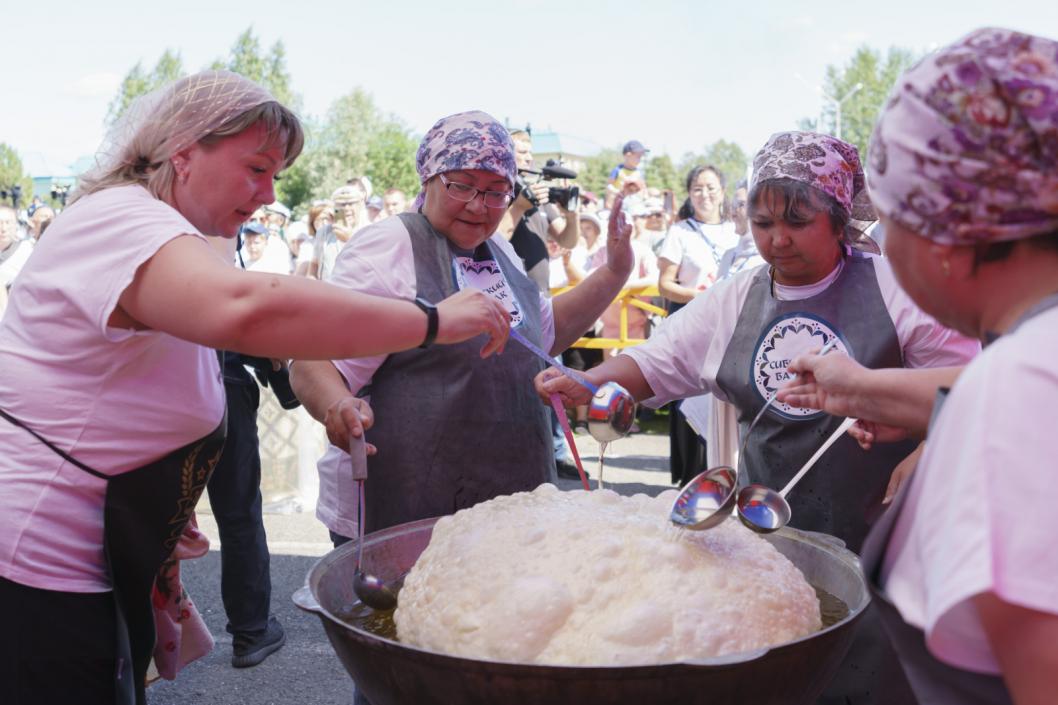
[737,337,841,467]
[778,416,857,498]
[510,328,599,393]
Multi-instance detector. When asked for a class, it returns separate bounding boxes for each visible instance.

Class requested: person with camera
[501,130,580,293]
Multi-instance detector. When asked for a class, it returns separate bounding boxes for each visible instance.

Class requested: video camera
[514,160,580,211]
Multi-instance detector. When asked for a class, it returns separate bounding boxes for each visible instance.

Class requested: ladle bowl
[735,484,791,533]
[669,466,738,530]
[587,381,638,443]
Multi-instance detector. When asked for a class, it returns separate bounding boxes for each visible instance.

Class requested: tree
[210,28,298,110]
[580,147,623,198]
[106,50,185,126]
[0,144,35,211]
[644,153,680,194]
[801,46,918,160]
[280,89,419,212]
[677,139,749,197]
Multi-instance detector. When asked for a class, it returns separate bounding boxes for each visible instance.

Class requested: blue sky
[5,0,1057,177]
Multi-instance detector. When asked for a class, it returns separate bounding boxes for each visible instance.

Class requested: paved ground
[148,430,674,704]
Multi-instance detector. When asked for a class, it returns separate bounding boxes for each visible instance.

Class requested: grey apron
[359,213,552,532]
[861,293,1058,705]
[0,406,226,705]
[716,254,917,552]
[715,254,917,705]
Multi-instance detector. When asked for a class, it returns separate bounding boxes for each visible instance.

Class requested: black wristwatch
[412,297,438,348]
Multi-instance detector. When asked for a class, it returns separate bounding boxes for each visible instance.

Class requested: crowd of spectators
[0,133,762,484]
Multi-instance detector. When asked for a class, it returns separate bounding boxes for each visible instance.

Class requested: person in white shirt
[0,205,32,313]
[539,130,980,705]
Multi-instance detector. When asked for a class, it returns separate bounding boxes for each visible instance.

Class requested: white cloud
[64,72,122,98]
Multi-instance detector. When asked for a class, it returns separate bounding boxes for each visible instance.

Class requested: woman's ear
[929,241,968,279]
[170,147,193,183]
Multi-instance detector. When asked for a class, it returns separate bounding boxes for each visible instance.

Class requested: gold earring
[941,258,951,277]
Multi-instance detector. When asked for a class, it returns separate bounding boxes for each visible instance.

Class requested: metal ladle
[670,337,840,531]
[349,436,398,611]
[735,416,857,533]
[510,328,637,443]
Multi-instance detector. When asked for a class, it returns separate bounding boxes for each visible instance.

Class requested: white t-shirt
[0,185,225,593]
[0,238,33,289]
[657,219,740,290]
[881,306,1058,675]
[313,215,555,537]
[624,256,980,408]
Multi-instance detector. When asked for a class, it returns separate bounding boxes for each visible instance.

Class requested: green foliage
[580,147,623,197]
[280,89,419,212]
[106,50,185,126]
[365,123,420,197]
[644,153,680,194]
[210,28,298,110]
[675,139,750,197]
[807,46,918,159]
[0,144,35,210]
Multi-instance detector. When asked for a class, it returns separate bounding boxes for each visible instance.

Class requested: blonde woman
[0,71,509,704]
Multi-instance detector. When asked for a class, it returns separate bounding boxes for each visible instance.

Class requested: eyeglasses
[439,174,513,209]
[691,187,724,197]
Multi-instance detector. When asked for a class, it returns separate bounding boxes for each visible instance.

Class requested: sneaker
[556,461,589,480]
[232,616,286,668]
[573,421,590,435]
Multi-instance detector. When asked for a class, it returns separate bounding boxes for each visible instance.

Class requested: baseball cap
[264,201,290,219]
[641,197,664,215]
[578,212,603,231]
[622,140,649,154]
[367,195,384,211]
[241,221,268,236]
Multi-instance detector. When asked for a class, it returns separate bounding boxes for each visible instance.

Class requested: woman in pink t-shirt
[779,28,1058,705]
[0,70,511,705]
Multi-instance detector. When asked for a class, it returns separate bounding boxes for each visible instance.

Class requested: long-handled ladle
[349,436,399,611]
[670,337,841,531]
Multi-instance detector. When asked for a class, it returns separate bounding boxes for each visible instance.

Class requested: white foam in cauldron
[394,484,821,666]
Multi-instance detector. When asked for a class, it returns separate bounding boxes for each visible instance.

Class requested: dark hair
[971,229,1058,271]
[678,165,728,221]
[748,178,848,237]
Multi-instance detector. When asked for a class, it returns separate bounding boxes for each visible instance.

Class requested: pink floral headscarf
[752,131,878,251]
[869,28,1058,245]
[413,110,516,209]
[752,131,876,220]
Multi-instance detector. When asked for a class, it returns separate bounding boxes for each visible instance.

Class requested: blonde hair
[73,70,303,205]
[509,129,532,146]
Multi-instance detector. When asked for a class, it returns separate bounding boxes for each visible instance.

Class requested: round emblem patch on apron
[751,313,848,419]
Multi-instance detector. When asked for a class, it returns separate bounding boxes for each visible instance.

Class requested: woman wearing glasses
[656,165,741,487]
[291,110,632,545]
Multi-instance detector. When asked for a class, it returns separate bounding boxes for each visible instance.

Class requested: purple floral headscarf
[413,110,516,209]
[869,28,1058,245]
[752,131,878,251]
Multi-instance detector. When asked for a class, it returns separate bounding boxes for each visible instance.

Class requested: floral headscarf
[752,131,878,252]
[413,110,516,209]
[869,28,1058,245]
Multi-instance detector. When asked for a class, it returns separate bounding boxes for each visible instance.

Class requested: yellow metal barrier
[550,285,667,351]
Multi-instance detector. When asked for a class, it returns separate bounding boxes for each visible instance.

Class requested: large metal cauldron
[294,517,869,705]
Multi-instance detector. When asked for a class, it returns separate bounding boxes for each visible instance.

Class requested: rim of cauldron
[300,516,870,671]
